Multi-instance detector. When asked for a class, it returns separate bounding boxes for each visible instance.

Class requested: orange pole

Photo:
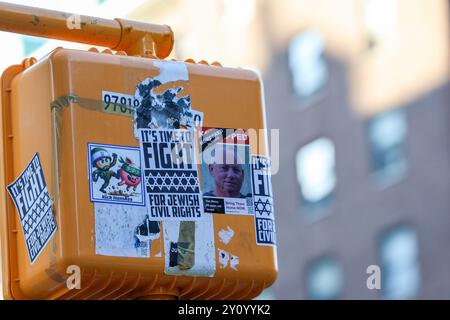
[0,1,174,58]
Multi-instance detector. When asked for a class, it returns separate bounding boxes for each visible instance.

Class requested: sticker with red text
[199,128,253,215]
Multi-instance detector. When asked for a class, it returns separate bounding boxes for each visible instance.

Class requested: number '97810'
[102,91,139,116]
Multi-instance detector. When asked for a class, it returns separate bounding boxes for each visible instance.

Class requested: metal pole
[0,1,174,58]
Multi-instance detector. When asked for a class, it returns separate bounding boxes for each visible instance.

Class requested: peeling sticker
[7,153,57,264]
[133,60,216,276]
[154,60,189,83]
[218,226,234,245]
[133,61,203,137]
[217,249,239,271]
[191,110,204,129]
[135,216,161,242]
[94,203,161,258]
[139,128,204,221]
[101,91,138,117]
[134,61,191,136]
[134,79,190,131]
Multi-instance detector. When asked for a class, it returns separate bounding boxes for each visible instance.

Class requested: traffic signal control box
[0,3,277,300]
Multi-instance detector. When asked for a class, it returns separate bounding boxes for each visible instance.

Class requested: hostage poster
[138,128,204,221]
[199,128,253,215]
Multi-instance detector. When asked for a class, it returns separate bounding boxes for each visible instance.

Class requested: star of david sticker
[146,171,199,192]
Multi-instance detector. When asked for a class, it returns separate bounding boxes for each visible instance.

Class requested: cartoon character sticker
[117,157,142,191]
[88,143,145,206]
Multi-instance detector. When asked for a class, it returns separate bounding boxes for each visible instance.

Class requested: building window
[296,138,336,219]
[288,30,328,103]
[368,109,408,186]
[306,257,343,300]
[380,226,420,299]
[363,0,397,50]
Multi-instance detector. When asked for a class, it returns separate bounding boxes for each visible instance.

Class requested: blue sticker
[138,128,204,221]
[251,155,276,246]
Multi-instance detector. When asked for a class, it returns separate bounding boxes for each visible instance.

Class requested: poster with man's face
[199,128,253,215]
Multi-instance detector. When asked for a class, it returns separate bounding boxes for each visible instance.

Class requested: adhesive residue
[217,248,239,271]
[218,249,230,269]
[230,255,239,271]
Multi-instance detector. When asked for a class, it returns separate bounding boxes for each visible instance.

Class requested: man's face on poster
[208,146,245,198]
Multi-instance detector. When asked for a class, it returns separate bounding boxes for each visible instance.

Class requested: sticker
[164,216,216,277]
[7,153,57,264]
[251,155,276,246]
[230,254,239,271]
[102,91,139,117]
[133,60,215,276]
[88,143,145,206]
[218,249,229,269]
[200,128,253,215]
[139,128,203,221]
[134,61,191,136]
[190,110,204,129]
[217,249,239,271]
[94,203,161,258]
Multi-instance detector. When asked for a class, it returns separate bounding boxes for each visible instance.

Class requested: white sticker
[134,61,191,137]
[191,110,204,128]
[138,128,204,221]
[102,91,139,117]
[154,60,189,83]
[133,61,203,134]
[251,156,276,246]
[94,203,160,258]
[7,153,57,264]
[132,60,216,276]
[218,226,234,245]
[164,215,216,277]
[217,249,239,271]
[200,128,253,215]
[230,254,239,271]
[88,143,145,206]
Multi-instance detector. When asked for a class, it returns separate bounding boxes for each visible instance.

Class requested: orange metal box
[0,48,277,300]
